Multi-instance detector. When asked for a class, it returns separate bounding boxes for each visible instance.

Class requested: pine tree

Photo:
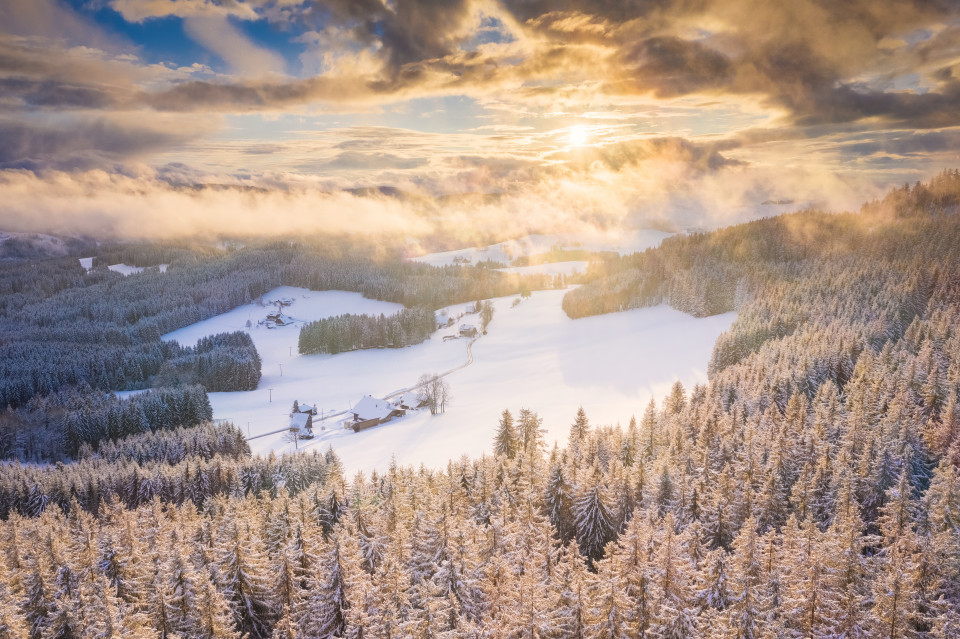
[494,410,518,459]
[193,570,241,639]
[575,476,616,565]
[303,539,351,638]
[545,464,576,544]
[570,408,591,447]
[870,540,921,639]
[215,519,275,638]
[519,409,546,456]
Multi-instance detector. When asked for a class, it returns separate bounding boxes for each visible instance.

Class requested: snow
[496,261,589,277]
[351,395,395,421]
[410,229,672,267]
[290,291,734,475]
[108,263,169,275]
[166,284,734,475]
[78,257,93,271]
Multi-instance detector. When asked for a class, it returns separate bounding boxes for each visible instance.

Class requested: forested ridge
[0,175,959,637]
[0,239,550,408]
[298,308,436,355]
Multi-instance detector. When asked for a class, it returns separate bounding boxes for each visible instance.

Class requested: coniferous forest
[1,174,960,638]
[298,308,437,355]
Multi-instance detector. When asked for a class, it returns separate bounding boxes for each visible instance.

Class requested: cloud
[0,0,123,50]
[1,0,959,241]
[109,0,261,22]
[0,115,212,170]
[321,150,428,171]
[182,15,287,75]
[616,36,733,97]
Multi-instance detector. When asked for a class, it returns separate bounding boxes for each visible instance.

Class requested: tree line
[0,239,549,410]
[157,332,262,391]
[0,173,958,636]
[0,385,213,462]
[298,308,435,355]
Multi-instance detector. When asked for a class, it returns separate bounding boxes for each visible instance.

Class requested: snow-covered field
[162,285,734,475]
[410,229,672,267]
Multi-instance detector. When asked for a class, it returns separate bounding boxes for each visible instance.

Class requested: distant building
[295,401,316,415]
[459,323,478,337]
[436,310,452,329]
[290,412,314,438]
[265,311,292,326]
[395,392,426,411]
[349,395,405,432]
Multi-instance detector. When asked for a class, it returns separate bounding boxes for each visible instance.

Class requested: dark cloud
[0,118,198,170]
[618,36,732,97]
[561,137,742,173]
[294,0,476,76]
[0,77,118,110]
[844,130,960,156]
[502,0,674,24]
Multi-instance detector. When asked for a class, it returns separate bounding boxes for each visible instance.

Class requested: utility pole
[289,346,293,357]
[279,363,283,377]
[247,421,250,435]
[268,388,274,402]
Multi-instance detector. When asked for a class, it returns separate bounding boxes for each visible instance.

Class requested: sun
[568,124,588,147]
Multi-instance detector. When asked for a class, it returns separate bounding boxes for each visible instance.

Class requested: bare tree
[417,373,451,415]
[480,300,494,333]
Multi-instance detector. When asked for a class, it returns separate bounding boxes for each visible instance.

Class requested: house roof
[394,392,418,408]
[290,413,311,429]
[296,400,314,411]
[352,395,394,421]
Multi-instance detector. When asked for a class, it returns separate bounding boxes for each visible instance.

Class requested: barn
[349,395,405,432]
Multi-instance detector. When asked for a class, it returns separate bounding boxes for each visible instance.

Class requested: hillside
[0,174,958,637]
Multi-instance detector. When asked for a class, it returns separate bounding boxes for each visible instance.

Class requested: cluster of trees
[157,332,262,391]
[416,373,452,415]
[1,173,959,636]
[0,423,339,518]
[0,385,212,461]
[298,308,435,355]
[78,421,250,466]
[0,239,548,410]
[0,391,957,637]
[563,169,960,322]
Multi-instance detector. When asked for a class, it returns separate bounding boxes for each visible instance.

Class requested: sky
[0,0,959,241]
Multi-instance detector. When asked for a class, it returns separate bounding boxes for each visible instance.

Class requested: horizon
[1,1,959,240]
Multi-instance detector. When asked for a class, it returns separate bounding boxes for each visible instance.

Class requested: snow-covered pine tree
[493,410,518,459]
[575,474,616,565]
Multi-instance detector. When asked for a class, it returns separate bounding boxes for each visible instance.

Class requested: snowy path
[383,335,479,400]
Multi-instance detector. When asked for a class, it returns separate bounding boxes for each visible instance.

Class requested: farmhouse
[294,401,316,415]
[395,392,426,411]
[349,395,405,432]
[459,323,478,337]
[265,311,292,325]
[290,412,314,438]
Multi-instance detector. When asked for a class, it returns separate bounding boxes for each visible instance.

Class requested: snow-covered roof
[394,392,420,408]
[352,395,394,421]
[296,400,314,410]
[290,413,311,429]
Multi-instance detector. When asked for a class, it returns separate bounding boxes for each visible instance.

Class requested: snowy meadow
[162,284,734,474]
